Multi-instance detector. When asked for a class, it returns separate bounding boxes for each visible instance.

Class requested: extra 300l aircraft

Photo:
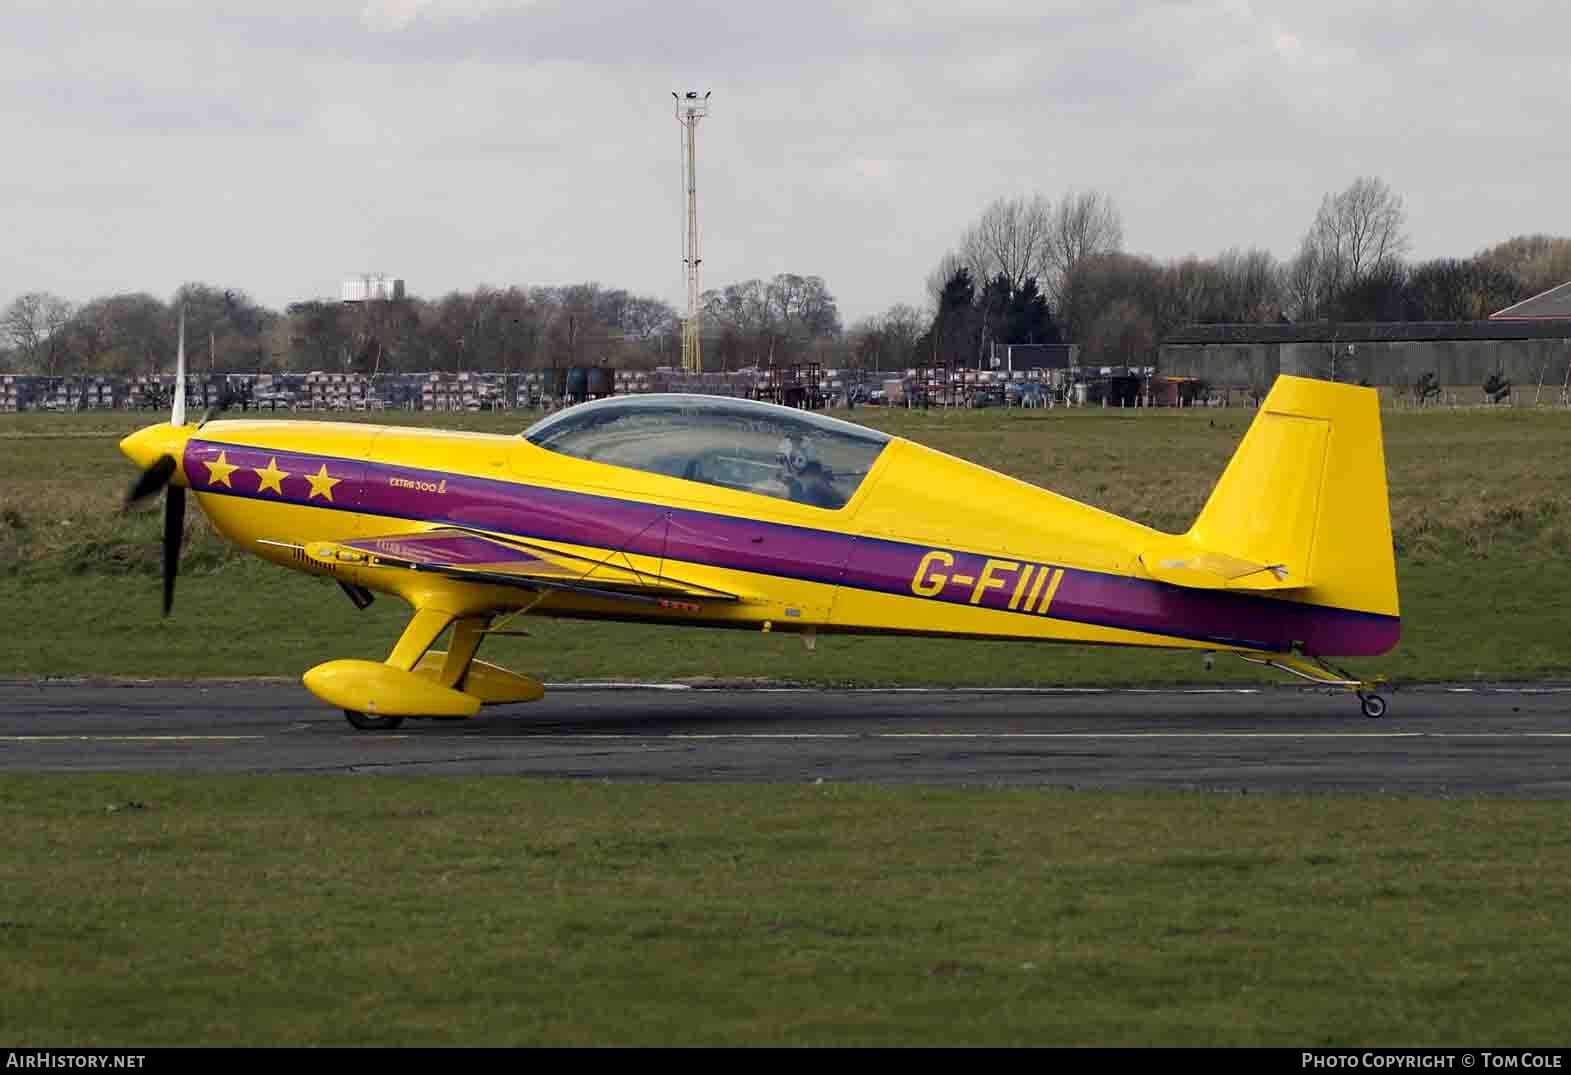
[121,350,1399,729]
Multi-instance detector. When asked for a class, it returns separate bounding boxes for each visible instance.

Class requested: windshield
[522,394,890,510]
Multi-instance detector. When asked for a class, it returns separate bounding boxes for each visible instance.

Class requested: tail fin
[1140,375,1399,622]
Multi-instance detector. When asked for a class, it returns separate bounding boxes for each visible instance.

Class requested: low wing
[298,527,741,610]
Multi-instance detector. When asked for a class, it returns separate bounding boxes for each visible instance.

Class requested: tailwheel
[343,709,405,731]
[1238,652,1390,718]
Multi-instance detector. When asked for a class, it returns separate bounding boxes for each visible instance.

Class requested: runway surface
[4,680,1571,795]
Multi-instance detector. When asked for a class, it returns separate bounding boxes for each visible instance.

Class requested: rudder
[1186,375,1399,623]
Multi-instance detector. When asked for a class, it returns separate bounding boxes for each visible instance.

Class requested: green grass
[5,409,1571,1048]
[2,776,1569,1046]
[3,405,1571,684]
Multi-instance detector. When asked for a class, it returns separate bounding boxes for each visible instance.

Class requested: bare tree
[95,293,171,375]
[1478,234,1571,298]
[959,195,1054,295]
[1046,190,1124,302]
[2,292,75,374]
[696,274,842,368]
[1281,244,1327,321]
[1291,176,1409,319]
[882,303,926,359]
[1056,251,1154,347]
[1215,248,1283,322]
[850,302,929,373]
[1085,298,1156,368]
[766,273,841,339]
[925,251,967,309]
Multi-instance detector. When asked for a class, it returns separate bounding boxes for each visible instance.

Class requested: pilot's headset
[776,435,817,474]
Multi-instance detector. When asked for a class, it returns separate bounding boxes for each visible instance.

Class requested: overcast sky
[3,0,1564,323]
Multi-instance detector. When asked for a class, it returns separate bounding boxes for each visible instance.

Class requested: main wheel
[344,709,405,731]
[1359,694,1387,720]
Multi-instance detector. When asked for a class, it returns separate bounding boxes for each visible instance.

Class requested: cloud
[1,1,1568,321]
[360,0,540,32]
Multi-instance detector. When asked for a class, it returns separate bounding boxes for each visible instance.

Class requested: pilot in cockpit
[776,434,843,509]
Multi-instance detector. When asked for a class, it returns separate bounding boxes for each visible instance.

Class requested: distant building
[1490,280,1571,321]
[1161,319,1571,401]
[340,276,406,303]
[989,342,1079,371]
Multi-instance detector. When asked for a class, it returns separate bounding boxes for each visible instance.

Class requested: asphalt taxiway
[3,680,1570,795]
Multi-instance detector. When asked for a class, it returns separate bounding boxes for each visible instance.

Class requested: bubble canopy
[521,394,891,510]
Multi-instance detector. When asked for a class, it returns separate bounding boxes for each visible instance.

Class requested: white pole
[172,306,187,426]
[675,92,710,375]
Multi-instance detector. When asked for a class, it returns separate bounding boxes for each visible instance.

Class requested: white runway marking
[0,735,265,742]
[5,730,1569,745]
[705,687,1266,695]
[549,682,694,691]
[1445,687,1571,694]
[542,683,1571,696]
[528,731,1571,741]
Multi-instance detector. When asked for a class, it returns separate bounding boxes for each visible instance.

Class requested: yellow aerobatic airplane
[120,350,1399,729]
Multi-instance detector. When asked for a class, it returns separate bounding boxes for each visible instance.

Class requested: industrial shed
[1159,318,1571,402]
[1490,281,1571,321]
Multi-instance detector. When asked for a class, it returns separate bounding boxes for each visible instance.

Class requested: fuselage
[122,408,1398,658]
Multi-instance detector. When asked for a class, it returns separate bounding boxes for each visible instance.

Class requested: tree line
[0,282,688,379]
[914,179,1571,368]
[0,273,857,379]
[5,179,1569,376]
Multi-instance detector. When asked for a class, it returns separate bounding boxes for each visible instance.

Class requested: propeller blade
[162,485,184,617]
[125,454,177,507]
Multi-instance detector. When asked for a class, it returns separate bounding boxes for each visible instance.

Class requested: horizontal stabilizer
[1138,543,1303,591]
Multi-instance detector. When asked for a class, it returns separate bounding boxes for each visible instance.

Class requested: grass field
[4,404,1571,1046]
[3,776,1571,1047]
[3,403,1570,685]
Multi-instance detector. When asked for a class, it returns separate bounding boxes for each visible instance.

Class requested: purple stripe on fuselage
[358,464,670,558]
[186,438,1398,656]
[663,510,852,587]
[185,440,368,509]
[839,539,1397,655]
[1050,568,1398,656]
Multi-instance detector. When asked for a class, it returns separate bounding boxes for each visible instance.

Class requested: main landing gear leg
[434,616,491,690]
[343,607,456,732]
[1238,652,1389,718]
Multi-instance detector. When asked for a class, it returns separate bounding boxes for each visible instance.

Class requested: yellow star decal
[254,457,289,496]
[203,450,238,488]
[304,463,341,502]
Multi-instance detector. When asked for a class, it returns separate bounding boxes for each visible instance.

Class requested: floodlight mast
[674,91,710,374]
